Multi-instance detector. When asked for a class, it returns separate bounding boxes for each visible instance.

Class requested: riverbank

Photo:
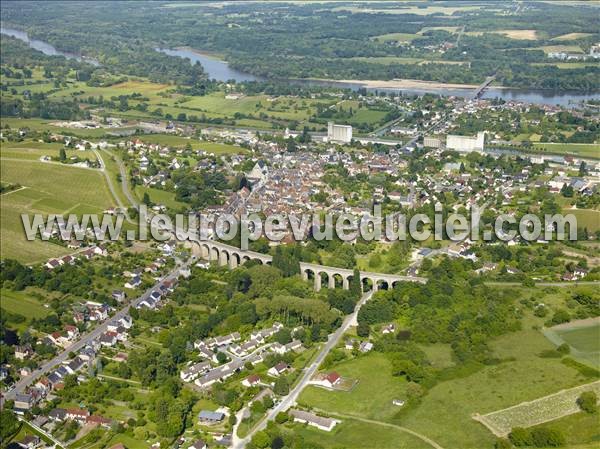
[314,78,487,91]
[174,46,226,62]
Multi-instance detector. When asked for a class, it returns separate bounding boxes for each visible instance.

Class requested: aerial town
[1,2,599,449]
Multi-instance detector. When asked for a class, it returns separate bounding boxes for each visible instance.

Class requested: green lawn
[532,143,600,159]
[298,353,408,422]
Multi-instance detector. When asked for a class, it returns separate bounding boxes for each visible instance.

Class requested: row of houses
[45,245,107,270]
[49,407,112,428]
[15,314,134,415]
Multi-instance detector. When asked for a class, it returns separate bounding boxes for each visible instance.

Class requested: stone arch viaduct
[189,240,427,291]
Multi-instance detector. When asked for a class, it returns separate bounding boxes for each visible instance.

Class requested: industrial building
[327,122,353,143]
[423,136,442,149]
[446,131,486,152]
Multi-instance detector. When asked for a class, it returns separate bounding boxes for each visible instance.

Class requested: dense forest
[1,1,599,90]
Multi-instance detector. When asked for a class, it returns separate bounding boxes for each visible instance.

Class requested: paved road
[3,263,187,402]
[232,290,374,449]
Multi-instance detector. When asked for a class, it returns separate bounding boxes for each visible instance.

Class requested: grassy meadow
[0,157,115,263]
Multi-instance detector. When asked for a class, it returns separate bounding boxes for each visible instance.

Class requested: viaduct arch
[189,240,427,291]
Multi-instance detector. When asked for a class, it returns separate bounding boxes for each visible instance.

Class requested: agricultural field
[551,32,595,41]
[1,139,97,162]
[532,62,600,69]
[0,159,115,263]
[544,319,600,369]
[563,209,600,233]
[1,117,114,139]
[474,380,600,437]
[539,44,585,54]
[532,142,600,159]
[349,57,464,66]
[466,29,541,40]
[333,5,482,16]
[0,288,51,331]
[178,92,333,124]
[417,26,460,35]
[370,33,420,43]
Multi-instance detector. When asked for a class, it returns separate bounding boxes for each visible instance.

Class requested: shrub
[577,391,598,414]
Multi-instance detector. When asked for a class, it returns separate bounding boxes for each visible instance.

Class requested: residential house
[242,374,261,388]
[65,408,90,423]
[267,362,289,377]
[188,441,207,449]
[289,409,339,432]
[14,344,34,360]
[125,275,142,289]
[198,410,225,424]
[180,361,212,382]
[14,393,33,414]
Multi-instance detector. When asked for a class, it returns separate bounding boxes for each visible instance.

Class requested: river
[2,26,597,106]
[1,27,99,66]
[158,47,599,107]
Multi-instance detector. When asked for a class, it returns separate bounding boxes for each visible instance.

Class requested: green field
[1,117,111,138]
[0,288,50,330]
[131,133,246,154]
[134,185,186,210]
[298,326,597,449]
[539,44,584,54]
[557,324,600,353]
[399,329,595,448]
[532,142,600,159]
[528,411,600,448]
[1,140,97,162]
[551,32,595,41]
[1,159,115,263]
[371,33,420,43]
[564,209,600,233]
[546,321,600,368]
[290,418,432,449]
[299,353,408,422]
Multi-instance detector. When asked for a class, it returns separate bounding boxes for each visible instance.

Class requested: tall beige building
[327,122,353,143]
[446,131,486,152]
